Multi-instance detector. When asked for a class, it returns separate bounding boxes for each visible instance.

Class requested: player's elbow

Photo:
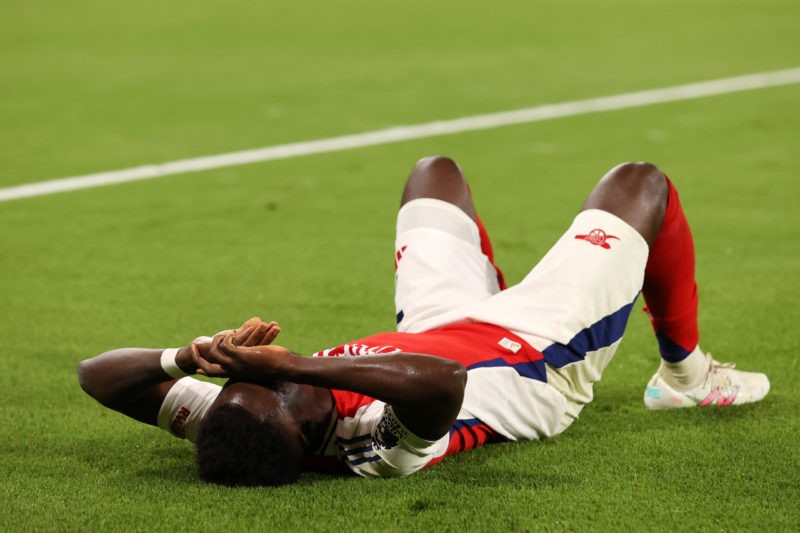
[77,357,106,402]
[422,361,466,438]
[451,362,467,396]
[77,358,95,396]
[432,360,467,409]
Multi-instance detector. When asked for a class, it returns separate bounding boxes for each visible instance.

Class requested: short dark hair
[195,403,301,486]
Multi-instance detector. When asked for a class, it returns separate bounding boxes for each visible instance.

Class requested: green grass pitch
[2,0,799,530]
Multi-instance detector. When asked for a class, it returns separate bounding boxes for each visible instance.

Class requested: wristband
[161,348,190,379]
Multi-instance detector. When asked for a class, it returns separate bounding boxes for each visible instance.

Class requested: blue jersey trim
[341,445,374,456]
[450,417,485,435]
[466,358,547,382]
[542,301,635,369]
[347,454,383,466]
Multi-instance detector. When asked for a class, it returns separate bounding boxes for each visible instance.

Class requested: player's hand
[231,317,281,347]
[192,316,281,346]
[191,332,290,379]
[186,318,281,374]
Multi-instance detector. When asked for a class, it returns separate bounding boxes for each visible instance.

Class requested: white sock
[660,346,707,389]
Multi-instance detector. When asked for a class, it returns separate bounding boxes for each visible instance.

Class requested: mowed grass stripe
[1,66,799,204]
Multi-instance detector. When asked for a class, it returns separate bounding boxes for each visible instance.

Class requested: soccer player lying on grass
[78,156,770,486]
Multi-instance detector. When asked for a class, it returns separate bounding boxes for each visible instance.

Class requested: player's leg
[470,162,768,419]
[465,162,657,427]
[582,163,700,366]
[394,157,506,334]
[594,167,771,408]
[581,163,699,363]
[402,156,507,289]
[586,162,769,407]
[401,155,478,218]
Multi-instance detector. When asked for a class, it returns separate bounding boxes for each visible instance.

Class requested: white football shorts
[394,198,649,423]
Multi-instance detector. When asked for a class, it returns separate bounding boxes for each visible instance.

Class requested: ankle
[660,346,707,389]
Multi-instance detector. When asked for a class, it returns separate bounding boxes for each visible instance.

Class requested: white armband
[160,348,190,379]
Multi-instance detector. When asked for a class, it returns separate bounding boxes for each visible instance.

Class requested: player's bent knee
[409,156,463,183]
[584,161,668,245]
[412,155,448,171]
[605,161,664,183]
[401,156,476,219]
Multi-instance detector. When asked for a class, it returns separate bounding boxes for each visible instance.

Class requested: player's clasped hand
[191,318,289,379]
[233,317,282,347]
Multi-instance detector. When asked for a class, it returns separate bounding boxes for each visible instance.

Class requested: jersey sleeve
[157,377,222,443]
[335,400,449,478]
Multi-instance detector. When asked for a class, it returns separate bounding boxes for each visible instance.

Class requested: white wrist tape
[160,348,190,379]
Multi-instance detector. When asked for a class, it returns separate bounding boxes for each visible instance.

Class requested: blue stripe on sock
[656,331,692,362]
[542,302,635,368]
[396,310,404,324]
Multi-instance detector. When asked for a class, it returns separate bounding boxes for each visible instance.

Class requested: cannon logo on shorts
[373,406,407,450]
[575,228,619,249]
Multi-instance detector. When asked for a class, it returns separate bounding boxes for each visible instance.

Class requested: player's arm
[77,319,280,426]
[77,346,197,426]
[194,334,467,440]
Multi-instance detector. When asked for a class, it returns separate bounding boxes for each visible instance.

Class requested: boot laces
[702,353,736,391]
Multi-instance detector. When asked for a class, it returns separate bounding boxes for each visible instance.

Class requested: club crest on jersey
[575,228,619,249]
[373,407,406,450]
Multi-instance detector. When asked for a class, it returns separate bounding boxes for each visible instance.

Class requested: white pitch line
[2,67,800,203]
